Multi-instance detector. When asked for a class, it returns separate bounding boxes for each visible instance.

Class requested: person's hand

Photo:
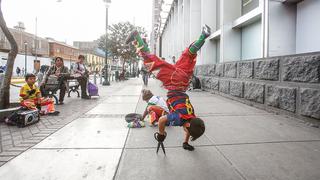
[27,89,36,95]
[154,132,167,142]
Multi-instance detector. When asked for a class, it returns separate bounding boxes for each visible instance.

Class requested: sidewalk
[0,78,319,180]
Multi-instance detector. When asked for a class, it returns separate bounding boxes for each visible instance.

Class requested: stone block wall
[195,53,320,120]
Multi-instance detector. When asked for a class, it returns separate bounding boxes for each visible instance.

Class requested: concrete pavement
[0,78,319,180]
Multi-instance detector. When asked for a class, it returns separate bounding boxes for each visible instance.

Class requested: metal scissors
[154,132,166,155]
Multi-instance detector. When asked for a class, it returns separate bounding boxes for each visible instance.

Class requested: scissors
[154,132,166,155]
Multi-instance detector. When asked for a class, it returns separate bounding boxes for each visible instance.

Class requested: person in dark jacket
[40,57,69,104]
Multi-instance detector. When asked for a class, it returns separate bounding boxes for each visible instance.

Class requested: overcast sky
[2,0,152,45]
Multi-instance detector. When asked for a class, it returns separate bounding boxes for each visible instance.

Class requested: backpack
[191,75,201,89]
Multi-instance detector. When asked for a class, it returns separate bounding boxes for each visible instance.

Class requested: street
[0,78,319,180]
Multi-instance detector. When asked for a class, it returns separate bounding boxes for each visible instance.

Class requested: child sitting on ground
[141,89,169,126]
[20,73,59,115]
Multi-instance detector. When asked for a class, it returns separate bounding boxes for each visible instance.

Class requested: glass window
[242,0,259,15]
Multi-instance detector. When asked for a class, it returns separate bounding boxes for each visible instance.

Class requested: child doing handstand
[127,24,211,151]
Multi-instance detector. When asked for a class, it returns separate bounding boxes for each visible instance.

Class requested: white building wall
[221,0,242,62]
[189,0,201,45]
[241,21,262,60]
[268,1,296,57]
[183,0,191,46]
[0,52,51,75]
[296,0,320,54]
[200,0,217,65]
[159,0,320,65]
[177,0,184,53]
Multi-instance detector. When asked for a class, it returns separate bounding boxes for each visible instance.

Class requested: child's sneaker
[202,24,211,39]
[183,142,195,151]
[48,111,60,116]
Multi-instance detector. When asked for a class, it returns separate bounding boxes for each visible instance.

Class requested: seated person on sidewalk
[128,24,211,151]
[72,55,90,99]
[40,57,69,105]
[141,89,169,126]
[20,73,59,115]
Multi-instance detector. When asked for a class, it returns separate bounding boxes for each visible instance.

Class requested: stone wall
[195,52,320,120]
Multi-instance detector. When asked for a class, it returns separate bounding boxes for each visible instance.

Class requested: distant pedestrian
[16,67,21,76]
[21,67,25,76]
[172,56,176,64]
[141,66,149,86]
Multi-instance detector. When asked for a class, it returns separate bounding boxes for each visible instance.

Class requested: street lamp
[24,42,27,74]
[102,0,111,86]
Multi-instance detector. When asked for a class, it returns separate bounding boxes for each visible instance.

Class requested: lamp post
[102,0,111,86]
[24,42,27,74]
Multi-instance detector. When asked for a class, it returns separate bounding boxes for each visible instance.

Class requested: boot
[125,30,150,53]
[189,24,212,54]
[183,142,195,151]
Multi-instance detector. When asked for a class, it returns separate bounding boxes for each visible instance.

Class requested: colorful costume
[20,83,54,112]
[126,25,211,126]
[146,95,169,125]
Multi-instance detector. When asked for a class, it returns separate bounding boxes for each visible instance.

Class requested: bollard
[94,73,97,85]
[100,73,103,84]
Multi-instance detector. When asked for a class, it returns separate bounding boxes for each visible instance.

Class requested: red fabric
[142,48,197,91]
[147,105,167,124]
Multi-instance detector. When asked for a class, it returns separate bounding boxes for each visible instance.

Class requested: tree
[98,21,147,78]
[0,0,18,109]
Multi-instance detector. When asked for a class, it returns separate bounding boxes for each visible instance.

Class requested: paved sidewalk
[0,78,126,165]
[0,78,319,180]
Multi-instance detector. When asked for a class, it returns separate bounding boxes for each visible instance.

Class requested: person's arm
[73,63,82,74]
[141,107,148,121]
[183,125,191,143]
[41,67,52,86]
[19,86,29,100]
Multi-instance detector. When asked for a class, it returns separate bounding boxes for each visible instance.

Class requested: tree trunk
[0,0,18,109]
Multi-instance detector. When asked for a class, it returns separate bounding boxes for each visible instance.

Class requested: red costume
[141,48,197,123]
[142,48,196,92]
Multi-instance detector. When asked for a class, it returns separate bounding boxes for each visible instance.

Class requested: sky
[2,0,152,45]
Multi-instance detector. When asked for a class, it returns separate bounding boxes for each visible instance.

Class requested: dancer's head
[142,89,153,102]
[187,117,205,141]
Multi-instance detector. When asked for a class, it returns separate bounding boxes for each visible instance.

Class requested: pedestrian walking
[21,67,25,76]
[140,66,149,86]
[172,56,176,64]
[16,67,21,77]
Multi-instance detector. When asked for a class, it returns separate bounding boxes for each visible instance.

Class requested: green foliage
[98,21,147,62]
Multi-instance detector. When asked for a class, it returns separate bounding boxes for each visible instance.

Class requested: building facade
[156,0,320,64]
[73,41,99,53]
[48,40,80,69]
[154,0,320,121]
[85,53,105,72]
[0,26,51,74]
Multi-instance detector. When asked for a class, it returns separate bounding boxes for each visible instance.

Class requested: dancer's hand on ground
[155,132,166,142]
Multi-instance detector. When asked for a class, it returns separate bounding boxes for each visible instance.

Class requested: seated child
[20,73,59,115]
[128,24,211,151]
[141,89,169,126]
